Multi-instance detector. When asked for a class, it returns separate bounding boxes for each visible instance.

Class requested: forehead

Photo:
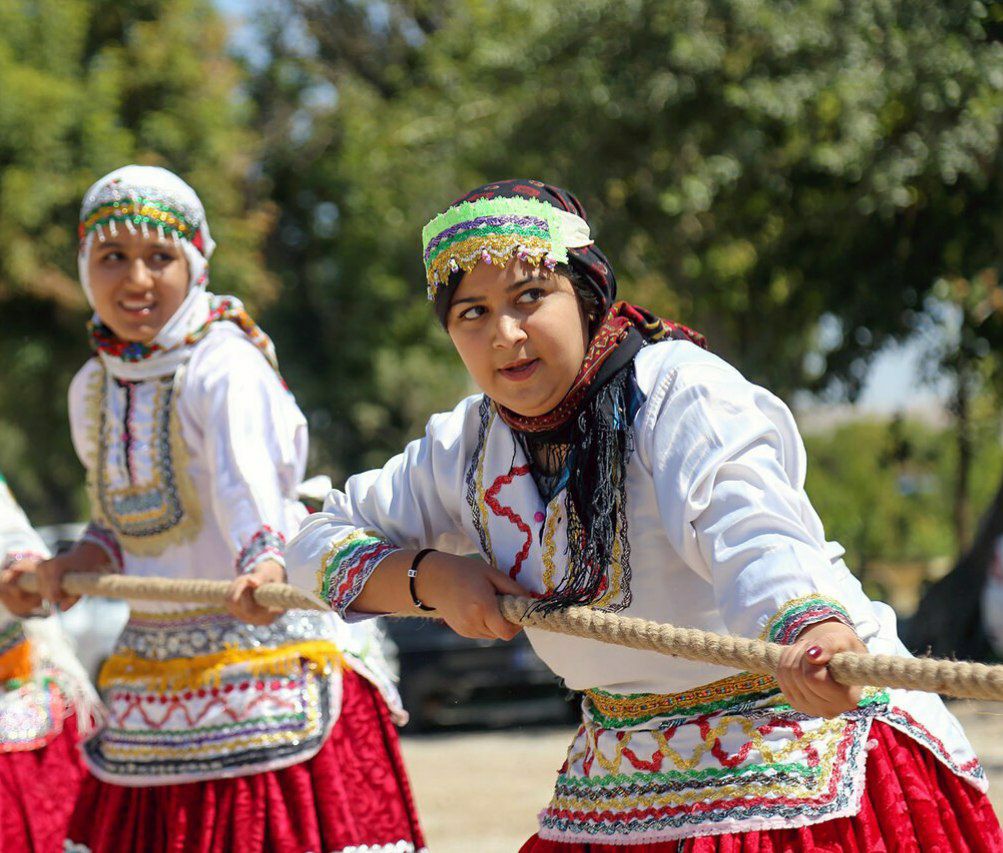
[454,257,548,298]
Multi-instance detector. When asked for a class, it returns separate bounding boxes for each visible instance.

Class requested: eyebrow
[451,276,541,306]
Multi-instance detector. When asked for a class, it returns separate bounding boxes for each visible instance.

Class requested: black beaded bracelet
[408,548,437,612]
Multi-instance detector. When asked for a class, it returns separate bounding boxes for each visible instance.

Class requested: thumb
[487,568,533,598]
[804,643,833,667]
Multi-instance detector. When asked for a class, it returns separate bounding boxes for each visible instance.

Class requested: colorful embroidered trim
[81,522,123,571]
[78,198,200,246]
[0,678,67,753]
[586,672,781,729]
[86,369,203,556]
[317,530,400,616]
[421,196,591,299]
[86,665,333,781]
[764,595,854,645]
[537,691,888,843]
[98,639,343,692]
[236,525,286,574]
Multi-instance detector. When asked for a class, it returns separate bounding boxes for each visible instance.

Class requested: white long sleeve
[637,349,880,644]
[285,395,479,615]
[186,329,308,572]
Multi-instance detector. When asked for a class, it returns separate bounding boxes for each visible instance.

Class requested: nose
[124,257,154,289]
[493,311,527,349]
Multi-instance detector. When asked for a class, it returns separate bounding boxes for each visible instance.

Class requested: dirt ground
[400,700,1003,852]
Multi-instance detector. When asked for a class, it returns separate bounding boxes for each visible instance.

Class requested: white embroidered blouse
[286,340,986,841]
[66,323,400,786]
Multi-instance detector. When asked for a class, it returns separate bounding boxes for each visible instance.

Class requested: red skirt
[0,715,85,853]
[521,721,1003,852]
[66,668,425,852]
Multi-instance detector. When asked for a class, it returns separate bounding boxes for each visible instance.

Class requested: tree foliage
[251,0,1003,484]
[0,0,269,519]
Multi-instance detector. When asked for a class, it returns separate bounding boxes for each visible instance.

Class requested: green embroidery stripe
[558,760,820,789]
[767,596,851,644]
[425,222,551,263]
[81,198,197,237]
[585,682,782,726]
[319,535,384,601]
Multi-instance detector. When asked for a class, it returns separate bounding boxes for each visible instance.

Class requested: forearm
[56,541,118,575]
[351,549,431,616]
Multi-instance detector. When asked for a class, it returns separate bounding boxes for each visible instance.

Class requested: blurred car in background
[385,616,577,732]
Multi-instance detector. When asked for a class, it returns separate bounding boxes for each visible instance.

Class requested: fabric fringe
[23,618,106,736]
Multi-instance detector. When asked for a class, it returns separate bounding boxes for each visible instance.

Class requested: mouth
[118,299,157,318]
[498,358,540,382]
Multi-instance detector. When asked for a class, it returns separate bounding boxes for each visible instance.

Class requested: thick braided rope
[16,571,326,613]
[15,574,1003,700]
[496,596,1003,702]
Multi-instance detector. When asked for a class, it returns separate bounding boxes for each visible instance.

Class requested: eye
[456,304,486,321]
[151,251,176,263]
[516,287,545,304]
[100,250,125,262]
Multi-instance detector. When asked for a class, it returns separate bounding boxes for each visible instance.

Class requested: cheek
[450,329,497,388]
[159,267,190,309]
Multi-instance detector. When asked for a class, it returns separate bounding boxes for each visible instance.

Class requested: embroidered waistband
[585,671,781,727]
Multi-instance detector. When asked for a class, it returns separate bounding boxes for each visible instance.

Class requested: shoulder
[632,340,803,463]
[422,393,488,454]
[68,358,103,411]
[187,323,272,376]
[184,323,286,397]
[633,339,747,401]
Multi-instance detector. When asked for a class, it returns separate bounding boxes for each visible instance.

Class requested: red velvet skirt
[521,721,1003,852]
[66,668,425,852]
[0,715,85,853]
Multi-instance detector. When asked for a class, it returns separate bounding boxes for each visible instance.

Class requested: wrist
[408,549,438,612]
[249,559,286,584]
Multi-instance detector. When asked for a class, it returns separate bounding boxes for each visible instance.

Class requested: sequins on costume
[538,682,888,844]
[87,608,344,784]
[85,366,201,557]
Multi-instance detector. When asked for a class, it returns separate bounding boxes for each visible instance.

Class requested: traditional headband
[421,196,593,300]
[77,168,214,258]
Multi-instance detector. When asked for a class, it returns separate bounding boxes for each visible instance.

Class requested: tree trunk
[901,474,1003,660]
[953,358,973,555]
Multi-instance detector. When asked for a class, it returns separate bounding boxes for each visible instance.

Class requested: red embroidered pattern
[484,466,533,579]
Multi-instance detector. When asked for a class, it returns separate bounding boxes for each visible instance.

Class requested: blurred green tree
[249,0,1003,487]
[0,0,269,520]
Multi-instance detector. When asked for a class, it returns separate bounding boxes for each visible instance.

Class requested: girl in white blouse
[18,165,425,853]
[281,179,1002,851]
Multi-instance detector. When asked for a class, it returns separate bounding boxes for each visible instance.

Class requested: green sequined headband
[421,196,592,300]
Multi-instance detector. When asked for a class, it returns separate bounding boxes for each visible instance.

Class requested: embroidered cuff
[81,523,123,571]
[236,526,286,575]
[317,530,400,618]
[1,550,46,571]
[764,594,854,645]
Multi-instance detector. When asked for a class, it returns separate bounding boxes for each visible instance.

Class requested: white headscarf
[78,165,219,380]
